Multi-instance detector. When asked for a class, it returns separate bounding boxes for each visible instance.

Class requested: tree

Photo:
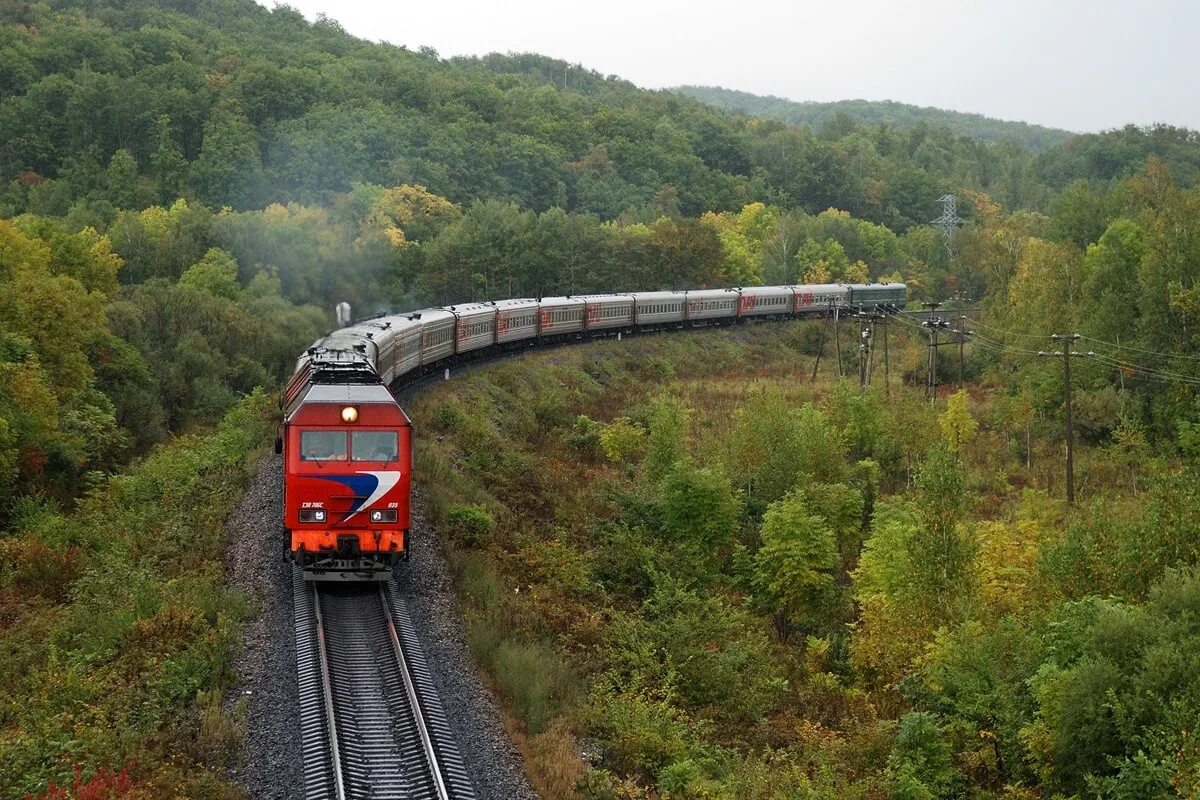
[939,390,978,454]
[659,461,741,556]
[644,394,689,482]
[190,108,263,209]
[179,248,241,300]
[887,712,963,800]
[105,149,139,211]
[751,491,838,640]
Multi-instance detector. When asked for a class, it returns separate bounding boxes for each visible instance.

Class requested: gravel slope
[225,455,537,800]
[225,453,302,799]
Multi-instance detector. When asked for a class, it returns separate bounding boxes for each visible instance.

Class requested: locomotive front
[283,383,412,580]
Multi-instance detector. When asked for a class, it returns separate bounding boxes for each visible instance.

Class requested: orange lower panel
[290,528,407,553]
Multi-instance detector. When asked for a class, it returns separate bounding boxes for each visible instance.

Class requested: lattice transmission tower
[931,194,964,258]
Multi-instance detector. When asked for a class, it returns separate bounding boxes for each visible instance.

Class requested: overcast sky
[263,0,1198,133]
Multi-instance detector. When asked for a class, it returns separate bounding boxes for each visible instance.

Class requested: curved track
[294,569,475,799]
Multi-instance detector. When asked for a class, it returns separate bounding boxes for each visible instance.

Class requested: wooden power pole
[1039,334,1092,504]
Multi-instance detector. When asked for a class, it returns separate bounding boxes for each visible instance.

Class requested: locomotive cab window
[301,430,348,461]
[352,431,399,462]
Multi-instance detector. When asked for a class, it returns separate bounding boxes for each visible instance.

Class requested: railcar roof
[444,302,496,315]
[572,293,636,302]
[740,285,794,294]
[493,298,538,309]
[790,283,846,292]
[538,296,587,306]
[407,308,456,324]
[685,288,741,299]
[633,290,687,300]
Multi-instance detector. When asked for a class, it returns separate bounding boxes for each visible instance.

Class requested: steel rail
[312,584,348,800]
[378,584,451,800]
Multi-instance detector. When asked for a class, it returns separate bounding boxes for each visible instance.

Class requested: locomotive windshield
[300,430,348,461]
[352,431,399,462]
[299,430,398,461]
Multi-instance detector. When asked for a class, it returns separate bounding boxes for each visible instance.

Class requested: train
[281,282,906,580]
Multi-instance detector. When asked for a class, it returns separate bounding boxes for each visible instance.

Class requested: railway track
[294,569,476,799]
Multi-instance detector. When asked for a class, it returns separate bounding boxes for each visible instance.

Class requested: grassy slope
[673,85,1074,150]
[0,391,276,799]
[406,323,928,797]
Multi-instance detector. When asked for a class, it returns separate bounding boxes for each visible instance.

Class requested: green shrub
[491,639,578,734]
[446,504,494,548]
[599,417,646,463]
[564,414,603,457]
[587,683,697,779]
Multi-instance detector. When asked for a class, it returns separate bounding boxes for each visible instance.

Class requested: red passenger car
[282,382,412,580]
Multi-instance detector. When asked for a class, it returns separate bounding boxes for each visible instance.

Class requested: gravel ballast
[225,453,302,799]
[225,454,537,800]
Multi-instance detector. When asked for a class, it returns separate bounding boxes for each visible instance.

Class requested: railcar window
[301,430,348,461]
[352,431,399,462]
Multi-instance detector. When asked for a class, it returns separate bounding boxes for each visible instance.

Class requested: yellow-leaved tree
[939,390,978,455]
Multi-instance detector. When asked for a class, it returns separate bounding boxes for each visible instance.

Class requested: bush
[491,639,578,734]
[587,683,697,779]
[564,414,603,458]
[599,418,646,463]
[446,504,494,548]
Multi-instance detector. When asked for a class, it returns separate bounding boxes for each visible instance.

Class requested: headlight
[299,509,327,522]
[369,509,398,523]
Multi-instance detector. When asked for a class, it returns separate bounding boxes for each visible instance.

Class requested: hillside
[674,85,1074,150]
[3,0,1198,235]
[409,322,1200,800]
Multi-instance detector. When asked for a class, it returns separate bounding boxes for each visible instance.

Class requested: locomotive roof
[301,384,397,405]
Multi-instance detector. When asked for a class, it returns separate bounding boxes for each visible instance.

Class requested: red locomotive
[282,378,412,580]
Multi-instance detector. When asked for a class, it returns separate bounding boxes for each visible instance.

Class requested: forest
[1,0,1200,796]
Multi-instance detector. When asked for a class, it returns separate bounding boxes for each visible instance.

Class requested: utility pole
[811,312,829,381]
[881,314,890,397]
[922,302,948,400]
[834,307,843,378]
[857,315,871,388]
[956,315,969,390]
[1039,334,1093,504]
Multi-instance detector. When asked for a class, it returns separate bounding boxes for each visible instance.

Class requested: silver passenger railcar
[577,294,635,331]
[684,288,739,323]
[368,316,423,384]
[494,299,539,344]
[447,302,498,354]
[738,286,794,318]
[791,284,849,315]
[538,296,587,336]
[633,291,687,326]
[413,308,457,365]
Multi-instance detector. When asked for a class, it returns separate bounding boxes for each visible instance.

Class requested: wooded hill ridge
[673,85,1075,150]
